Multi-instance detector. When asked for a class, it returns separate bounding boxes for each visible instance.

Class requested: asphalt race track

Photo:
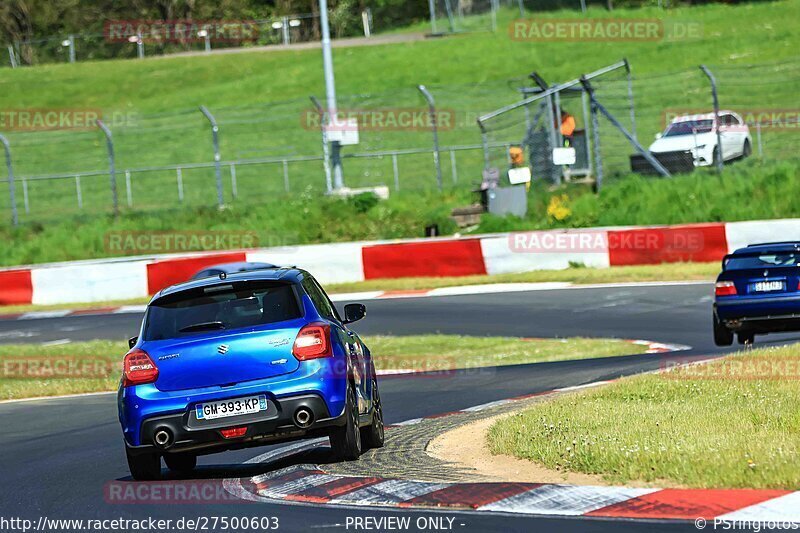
[1,283,795,532]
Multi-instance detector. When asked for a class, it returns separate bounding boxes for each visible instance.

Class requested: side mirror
[343,303,366,324]
[655,132,662,140]
[128,336,138,349]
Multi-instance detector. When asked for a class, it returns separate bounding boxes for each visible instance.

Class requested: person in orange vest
[559,108,576,147]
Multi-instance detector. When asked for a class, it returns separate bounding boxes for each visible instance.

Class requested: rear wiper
[179,321,225,333]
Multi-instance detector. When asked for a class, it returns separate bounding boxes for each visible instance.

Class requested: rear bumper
[119,357,348,448]
[715,295,800,333]
[125,393,344,456]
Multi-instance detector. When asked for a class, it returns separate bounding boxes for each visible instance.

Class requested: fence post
[68,34,76,63]
[392,154,400,191]
[699,65,724,174]
[0,134,18,226]
[96,120,119,216]
[624,58,637,143]
[310,96,333,192]
[590,100,603,191]
[517,0,525,17]
[282,16,290,45]
[417,85,443,191]
[361,10,372,37]
[136,32,144,59]
[22,177,29,213]
[450,149,458,183]
[75,175,83,209]
[7,45,17,68]
[756,122,763,158]
[282,160,290,192]
[199,105,225,207]
[125,170,133,207]
[477,119,491,170]
[581,88,593,176]
[176,167,184,202]
[230,164,238,199]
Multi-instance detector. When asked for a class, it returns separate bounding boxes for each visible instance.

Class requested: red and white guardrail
[1,218,798,306]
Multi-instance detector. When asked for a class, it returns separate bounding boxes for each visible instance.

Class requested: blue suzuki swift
[118,267,383,480]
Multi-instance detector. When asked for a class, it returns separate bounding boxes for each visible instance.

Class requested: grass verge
[0,335,641,401]
[487,345,800,489]
[0,262,717,315]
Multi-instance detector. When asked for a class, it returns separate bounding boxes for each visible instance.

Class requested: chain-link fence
[0,81,520,224]
[476,57,800,192]
[2,57,800,225]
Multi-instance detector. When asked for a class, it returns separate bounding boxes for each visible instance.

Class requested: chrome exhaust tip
[154,428,173,448]
[294,407,314,428]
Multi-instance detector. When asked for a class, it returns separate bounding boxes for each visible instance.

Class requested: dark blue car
[118,267,383,480]
[714,242,800,346]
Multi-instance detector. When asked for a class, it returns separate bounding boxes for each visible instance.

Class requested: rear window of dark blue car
[725,253,800,270]
[143,281,302,341]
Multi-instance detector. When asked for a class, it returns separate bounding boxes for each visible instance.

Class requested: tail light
[123,349,159,387]
[220,426,247,439]
[293,323,332,360]
[715,281,737,297]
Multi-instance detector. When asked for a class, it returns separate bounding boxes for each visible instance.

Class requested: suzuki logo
[217,344,229,355]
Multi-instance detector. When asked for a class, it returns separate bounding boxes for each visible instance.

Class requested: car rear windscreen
[143,281,302,341]
[724,252,800,271]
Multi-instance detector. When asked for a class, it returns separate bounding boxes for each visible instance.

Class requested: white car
[649,111,752,167]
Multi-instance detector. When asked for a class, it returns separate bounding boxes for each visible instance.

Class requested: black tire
[712,146,722,167]
[742,139,752,159]
[126,448,161,481]
[164,453,197,474]
[330,382,362,461]
[361,377,385,450]
[713,313,734,346]
[738,331,755,345]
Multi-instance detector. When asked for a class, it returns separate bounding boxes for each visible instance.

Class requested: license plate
[195,395,267,421]
[751,281,784,293]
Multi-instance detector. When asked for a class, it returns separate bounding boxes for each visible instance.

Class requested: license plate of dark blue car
[750,281,784,292]
[195,395,268,420]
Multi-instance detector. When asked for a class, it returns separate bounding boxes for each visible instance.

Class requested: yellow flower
[547,194,571,222]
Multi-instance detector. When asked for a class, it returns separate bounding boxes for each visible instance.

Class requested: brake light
[220,426,247,439]
[715,281,737,296]
[293,323,332,360]
[122,349,159,387]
